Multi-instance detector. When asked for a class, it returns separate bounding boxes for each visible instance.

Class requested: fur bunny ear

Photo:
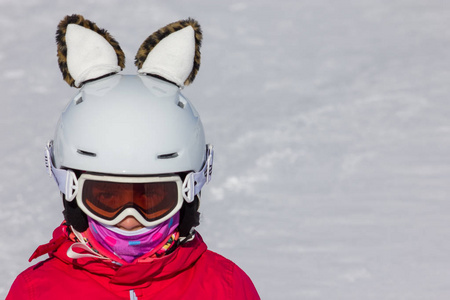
[135,18,202,87]
[56,14,125,87]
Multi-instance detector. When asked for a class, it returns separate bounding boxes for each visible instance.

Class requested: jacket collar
[30,223,207,287]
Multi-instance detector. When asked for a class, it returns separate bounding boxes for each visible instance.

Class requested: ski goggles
[45,141,214,227]
[76,174,183,227]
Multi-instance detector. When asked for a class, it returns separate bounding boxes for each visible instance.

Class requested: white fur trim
[66,24,121,87]
[138,26,196,86]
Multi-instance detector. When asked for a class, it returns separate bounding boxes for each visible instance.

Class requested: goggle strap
[45,141,78,202]
[205,144,214,183]
[182,145,214,203]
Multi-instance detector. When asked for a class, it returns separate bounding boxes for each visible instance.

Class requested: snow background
[1,0,450,299]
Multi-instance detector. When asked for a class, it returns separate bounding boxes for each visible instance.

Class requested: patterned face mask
[88,212,179,263]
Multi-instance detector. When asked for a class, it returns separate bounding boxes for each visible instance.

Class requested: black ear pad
[62,196,88,232]
[178,196,200,238]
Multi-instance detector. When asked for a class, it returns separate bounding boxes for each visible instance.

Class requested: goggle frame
[76,173,183,227]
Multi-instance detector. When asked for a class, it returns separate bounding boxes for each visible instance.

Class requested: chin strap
[45,141,214,203]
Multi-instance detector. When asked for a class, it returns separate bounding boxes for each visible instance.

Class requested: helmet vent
[177,95,187,109]
[74,93,84,105]
[77,149,97,157]
[157,152,179,159]
[177,100,185,109]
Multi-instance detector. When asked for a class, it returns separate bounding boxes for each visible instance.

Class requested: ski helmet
[46,15,213,234]
[52,74,206,175]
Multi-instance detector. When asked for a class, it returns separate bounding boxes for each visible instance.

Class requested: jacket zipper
[129,290,138,300]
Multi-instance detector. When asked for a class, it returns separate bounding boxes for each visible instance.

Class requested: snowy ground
[1,0,450,299]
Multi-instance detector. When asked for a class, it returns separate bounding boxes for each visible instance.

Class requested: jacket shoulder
[193,250,260,299]
[7,257,70,299]
[7,268,31,300]
[7,256,103,300]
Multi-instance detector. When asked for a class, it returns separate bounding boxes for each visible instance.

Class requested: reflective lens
[77,174,182,225]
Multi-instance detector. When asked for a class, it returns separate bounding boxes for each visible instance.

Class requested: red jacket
[7,225,259,300]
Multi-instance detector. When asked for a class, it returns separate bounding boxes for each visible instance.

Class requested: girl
[7,14,259,300]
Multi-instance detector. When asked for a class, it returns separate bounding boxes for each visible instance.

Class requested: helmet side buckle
[182,145,214,203]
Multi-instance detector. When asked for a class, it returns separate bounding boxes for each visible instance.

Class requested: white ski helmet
[52,74,206,175]
[46,15,213,232]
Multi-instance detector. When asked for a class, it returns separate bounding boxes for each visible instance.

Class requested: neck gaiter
[88,213,179,263]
